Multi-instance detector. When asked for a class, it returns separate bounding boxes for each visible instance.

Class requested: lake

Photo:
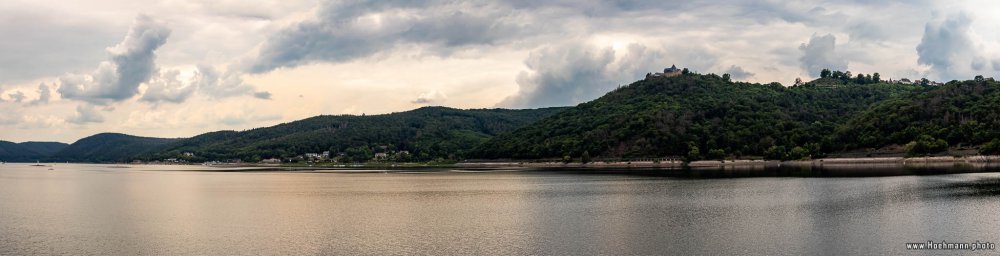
[1,163,1000,255]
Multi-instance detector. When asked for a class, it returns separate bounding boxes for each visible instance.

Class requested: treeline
[818,69,881,85]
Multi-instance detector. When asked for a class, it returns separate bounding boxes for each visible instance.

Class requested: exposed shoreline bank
[455,155,1000,169]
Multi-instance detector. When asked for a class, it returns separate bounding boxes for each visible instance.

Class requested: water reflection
[2,164,1000,255]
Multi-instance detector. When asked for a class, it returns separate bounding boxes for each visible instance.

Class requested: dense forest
[836,76,1000,155]
[472,72,997,160]
[143,106,565,163]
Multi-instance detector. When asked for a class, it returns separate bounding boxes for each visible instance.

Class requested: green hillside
[836,77,1000,154]
[18,142,69,156]
[50,133,180,163]
[0,141,69,162]
[146,106,565,162]
[471,72,925,160]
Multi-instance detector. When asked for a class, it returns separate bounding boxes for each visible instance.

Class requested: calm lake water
[2,163,1000,255]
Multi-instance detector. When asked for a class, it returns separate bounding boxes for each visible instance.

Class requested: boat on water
[30,161,47,167]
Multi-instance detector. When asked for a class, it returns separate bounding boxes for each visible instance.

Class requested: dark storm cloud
[58,15,171,105]
[799,34,848,77]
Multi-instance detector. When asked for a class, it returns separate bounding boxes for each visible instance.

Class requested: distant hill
[18,142,69,156]
[471,72,925,160]
[0,141,69,162]
[50,133,180,163]
[145,106,566,162]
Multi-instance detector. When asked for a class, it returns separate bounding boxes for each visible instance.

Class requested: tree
[686,142,701,161]
[581,150,591,164]
[872,73,880,83]
[722,73,731,82]
[906,134,948,156]
[794,77,803,86]
[682,68,690,74]
[975,75,986,83]
[707,149,726,160]
[820,69,831,78]
[788,146,809,160]
[981,139,1000,155]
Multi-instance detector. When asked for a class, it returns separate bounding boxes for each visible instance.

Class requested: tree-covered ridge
[837,78,1000,153]
[146,106,566,162]
[471,72,926,160]
[51,133,179,163]
[0,141,69,162]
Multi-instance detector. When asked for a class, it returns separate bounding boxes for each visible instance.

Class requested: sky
[1,0,999,143]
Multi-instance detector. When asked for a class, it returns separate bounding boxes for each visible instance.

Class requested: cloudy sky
[1,0,999,143]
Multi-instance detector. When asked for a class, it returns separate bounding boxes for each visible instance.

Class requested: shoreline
[455,155,1000,169]
[7,155,1000,171]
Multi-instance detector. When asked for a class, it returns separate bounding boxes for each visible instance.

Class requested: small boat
[30,160,47,167]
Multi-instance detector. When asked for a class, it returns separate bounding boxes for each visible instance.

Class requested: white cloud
[799,34,848,78]
[139,69,197,104]
[916,13,994,81]
[412,90,447,104]
[497,42,676,108]
[67,104,105,124]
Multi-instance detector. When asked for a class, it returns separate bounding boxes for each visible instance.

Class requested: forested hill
[146,106,566,162]
[471,72,934,160]
[0,141,69,162]
[50,133,180,163]
[0,141,67,162]
[836,77,1000,155]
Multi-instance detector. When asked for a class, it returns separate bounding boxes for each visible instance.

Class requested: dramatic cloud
[799,34,848,78]
[58,15,171,105]
[724,65,755,80]
[916,13,991,81]
[498,43,672,108]
[139,70,197,104]
[412,90,446,104]
[67,104,105,124]
[247,1,534,73]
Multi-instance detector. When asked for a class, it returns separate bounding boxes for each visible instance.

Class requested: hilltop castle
[646,65,683,79]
